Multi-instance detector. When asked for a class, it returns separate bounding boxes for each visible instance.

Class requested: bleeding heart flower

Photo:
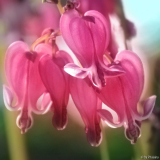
[97,50,156,144]
[39,44,73,130]
[70,77,102,146]
[3,41,51,134]
[60,9,125,90]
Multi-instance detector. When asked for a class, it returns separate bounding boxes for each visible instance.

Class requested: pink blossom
[39,44,73,130]
[70,77,102,146]
[60,9,125,90]
[3,41,51,133]
[97,50,156,144]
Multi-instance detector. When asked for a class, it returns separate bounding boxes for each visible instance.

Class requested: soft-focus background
[0,0,160,160]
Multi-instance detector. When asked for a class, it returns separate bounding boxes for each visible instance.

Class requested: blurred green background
[0,0,160,160]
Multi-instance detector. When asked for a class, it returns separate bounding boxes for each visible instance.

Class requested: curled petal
[141,95,156,120]
[102,62,126,77]
[36,92,52,114]
[64,63,89,78]
[97,109,123,128]
[3,85,19,111]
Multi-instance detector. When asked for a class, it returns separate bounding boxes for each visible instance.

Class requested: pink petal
[3,85,19,111]
[64,63,88,78]
[5,41,29,107]
[115,50,144,119]
[141,95,156,119]
[55,50,74,64]
[36,92,52,114]
[4,42,50,133]
[98,77,125,124]
[98,50,144,123]
[97,109,122,128]
[70,77,102,147]
[84,10,110,60]
[60,9,94,67]
[102,61,126,77]
[39,53,68,130]
[28,44,52,113]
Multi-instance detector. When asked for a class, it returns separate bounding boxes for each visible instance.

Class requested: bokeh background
[0,0,160,160]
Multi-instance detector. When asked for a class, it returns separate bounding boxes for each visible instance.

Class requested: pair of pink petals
[60,9,125,90]
[60,8,156,144]
[3,42,51,133]
[97,50,156,144]
[39,45,73,130]
[3,41,72,133]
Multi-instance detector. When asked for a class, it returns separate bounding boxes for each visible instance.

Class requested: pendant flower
[39,44,73,130]
[3,41,51,133]
[97,50,156,144]
[60,9,125,90]
[70,77,102,146]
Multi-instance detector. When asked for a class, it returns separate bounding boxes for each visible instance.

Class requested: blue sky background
[122,0,160,55]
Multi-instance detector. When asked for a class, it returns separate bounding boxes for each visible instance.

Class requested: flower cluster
[3,0,156,146]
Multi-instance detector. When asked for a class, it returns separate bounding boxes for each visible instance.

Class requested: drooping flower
[60,9,125,90]
[3,41,51,133]
[97,50,156,144]
[70,77,102,146]
[39,43,73,130]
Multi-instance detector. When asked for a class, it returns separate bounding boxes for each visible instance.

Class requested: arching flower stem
[31,33,52,51]
[57,0,64,14]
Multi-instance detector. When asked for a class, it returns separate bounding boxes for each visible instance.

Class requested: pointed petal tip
[103,63,126,78]
[64,63,88,79]
[52,118,68,130]
[35,92,52,114]
[124,124,141,144]
[16,114,33,133]
[21,128,27,134]
[52,109,68,130]
[97,109,122,128]
[85,125,102,147]
[3,85,19,111]
[142,95,157,119]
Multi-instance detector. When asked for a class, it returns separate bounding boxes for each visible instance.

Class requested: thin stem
[31,33,51,51]
[4,111,28,160]
[133,138,144,160]
[57,0,64,14]
[99,128,110,160]
[104,53,114,64]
